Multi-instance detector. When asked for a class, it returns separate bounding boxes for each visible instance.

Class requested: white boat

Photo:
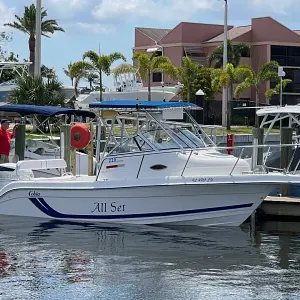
[0,104,97,177]
[0,100,299,226]
[75,71,182,110]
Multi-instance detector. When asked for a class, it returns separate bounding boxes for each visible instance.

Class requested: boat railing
[202,143,300,175]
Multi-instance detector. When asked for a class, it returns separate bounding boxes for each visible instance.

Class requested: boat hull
[0,183,274,226]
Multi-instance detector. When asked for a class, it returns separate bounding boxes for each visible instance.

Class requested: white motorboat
[75,71,182,110]
[0,100,299,226]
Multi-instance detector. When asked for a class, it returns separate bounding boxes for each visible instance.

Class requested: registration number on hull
[192,177,214,183]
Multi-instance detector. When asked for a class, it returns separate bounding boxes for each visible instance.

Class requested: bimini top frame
[89,100,217,179]
[0,62,32,79]
[257,105,300,143]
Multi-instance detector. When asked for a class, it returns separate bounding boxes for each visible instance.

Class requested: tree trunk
[29,34,35,75]
[89,80,92,90]
[226,83,232,130]
[74,79,79,98]
[99,69,103,102]
[148,70,151,101]
[255,89,260,128]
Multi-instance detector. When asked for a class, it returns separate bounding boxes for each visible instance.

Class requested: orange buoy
[71,124,91,149]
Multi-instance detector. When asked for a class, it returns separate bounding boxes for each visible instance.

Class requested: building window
[271,45,300,67]
[152,72,162,82]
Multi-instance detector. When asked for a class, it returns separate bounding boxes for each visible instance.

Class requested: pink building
[134,17,300,105]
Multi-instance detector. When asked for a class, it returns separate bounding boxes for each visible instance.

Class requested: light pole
[34,0,42,77]
[222,0,228,128]
[278,66,285,129]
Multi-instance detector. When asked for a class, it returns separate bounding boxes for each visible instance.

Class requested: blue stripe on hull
[29,198,254,220]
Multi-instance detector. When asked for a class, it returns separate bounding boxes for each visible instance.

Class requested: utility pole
[34,0,42,77]
[222,0,228,128]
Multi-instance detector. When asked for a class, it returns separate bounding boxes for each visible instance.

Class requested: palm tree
[177,57,202,101]
[69,61,93,97]
[9,75,65,106]
[4,4,65,74]
[211,63,249,130]
[208,40,251,68]
[133,52,178,101]
[41,65,56,84]
[63,62,74,86]
[83,51,126,101]
[86,73,99,90]
[234,61,290,127]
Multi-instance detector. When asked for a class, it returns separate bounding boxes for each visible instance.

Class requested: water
[0,217,300,300]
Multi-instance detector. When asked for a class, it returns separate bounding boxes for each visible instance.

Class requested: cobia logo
[29,191,40,197]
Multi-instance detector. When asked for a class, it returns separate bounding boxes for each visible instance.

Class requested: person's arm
[11,125,18,138]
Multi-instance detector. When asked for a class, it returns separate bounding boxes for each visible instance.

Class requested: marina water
[0,216,300,299]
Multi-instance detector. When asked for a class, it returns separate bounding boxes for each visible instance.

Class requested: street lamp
[278,66,286,107]
[34,0,42,77]
[222,0,228,128]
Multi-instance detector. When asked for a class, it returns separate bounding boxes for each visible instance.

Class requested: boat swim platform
[259,196,300,220]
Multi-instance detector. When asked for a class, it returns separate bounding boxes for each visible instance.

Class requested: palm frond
[109,52,126,63]
[83,50,100,67]
[113,63,137,78]
[265,79,292,100]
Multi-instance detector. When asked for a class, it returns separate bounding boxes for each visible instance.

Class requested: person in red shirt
[0,120,18,164]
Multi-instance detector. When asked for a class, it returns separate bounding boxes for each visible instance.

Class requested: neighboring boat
[75,71,183,110]
[0,100,299,226]
[0,104,96,177]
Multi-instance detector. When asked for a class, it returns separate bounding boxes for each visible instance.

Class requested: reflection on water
[0,217,300,299]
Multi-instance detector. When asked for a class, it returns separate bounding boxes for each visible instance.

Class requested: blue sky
[0,0,300,88]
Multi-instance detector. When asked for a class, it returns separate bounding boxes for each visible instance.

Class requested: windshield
[174,128,207,148]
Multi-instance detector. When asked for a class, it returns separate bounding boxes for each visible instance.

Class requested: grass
[216,127,281,135]
[21,126,283,140]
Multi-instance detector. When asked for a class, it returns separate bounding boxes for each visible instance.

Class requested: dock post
[60,124,71,173]
[14,122,26,161]
[280,127,293,196]
[252,128,264,169]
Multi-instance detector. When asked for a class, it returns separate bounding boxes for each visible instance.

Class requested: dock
[259,196,300,220]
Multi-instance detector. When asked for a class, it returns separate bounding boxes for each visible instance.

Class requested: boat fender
[71,124,91,149]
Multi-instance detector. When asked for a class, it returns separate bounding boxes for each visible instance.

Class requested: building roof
[204,25,252,43]
[295,30,300,36]
[136,27,171,42]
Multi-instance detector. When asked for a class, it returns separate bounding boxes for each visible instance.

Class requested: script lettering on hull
[91,202,126,213]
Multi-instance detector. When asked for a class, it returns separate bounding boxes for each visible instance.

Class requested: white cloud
[44,0,90,18]
[0,1,15,29]
[92,0,217,21]
[74,22,116,35]
[252,0,296,14]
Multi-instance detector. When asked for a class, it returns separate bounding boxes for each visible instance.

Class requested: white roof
[256,105,300,116]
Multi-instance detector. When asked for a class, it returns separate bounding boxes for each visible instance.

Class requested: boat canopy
[0,104,95,118]
[256,105,300,116]
[89,100,201,110]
